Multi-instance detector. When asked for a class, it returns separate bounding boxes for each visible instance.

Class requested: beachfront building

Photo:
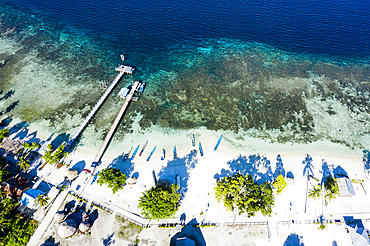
[3,174,31,199]
[338,177,356,197]
[20,188,45,209]
[1,137,24,155]
[345,218,370,246]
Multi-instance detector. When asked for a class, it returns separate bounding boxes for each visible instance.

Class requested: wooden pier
[78,80,143,194]
[65,65,134,149]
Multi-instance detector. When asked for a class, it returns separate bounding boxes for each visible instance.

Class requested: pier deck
[78,81,143,194]
[65,65,134,149]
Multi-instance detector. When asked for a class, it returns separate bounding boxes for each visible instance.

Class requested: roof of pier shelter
[338,177,356,197]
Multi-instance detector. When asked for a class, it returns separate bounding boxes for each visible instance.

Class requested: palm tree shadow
[321,160,332,184]
[157,150,198,199]
[215,154,273,184]
[302,154,314,178]
[273,154,285,179]
[283,233,304,246]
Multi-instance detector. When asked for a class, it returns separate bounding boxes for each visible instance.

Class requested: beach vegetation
[34,193,50,208]
[138,184,180,220]
[0,166,10,183]
[42,144,69,165]
[0,196,38,246]
[214,173,275,217]
[0,128,9,142]
[97,168,127,194]
[117,216,142,243]
[17,156,30,172]
[23,142,41,150]
[323,175,339,203]
[308,185,323,201]
[273,175,287,195]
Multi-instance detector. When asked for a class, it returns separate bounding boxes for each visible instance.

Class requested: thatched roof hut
[65,169,78,181]
[79,221,90,233]
[55,211,65,222]
[58,219,77,238]
[126,177,137,185]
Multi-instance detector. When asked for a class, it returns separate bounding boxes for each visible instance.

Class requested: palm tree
[35,194,50,208]
[308,185,322,201]
[18,156,30,172]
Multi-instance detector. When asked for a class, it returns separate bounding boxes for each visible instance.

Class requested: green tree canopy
[308,185,322,201]
[273,175,287,195]
[23,142,41,150]
[34,194,50,208]
[42,144,69,165]
[0,128,9,142]
[97,168,127,194]
[214,173,275,217]
[138,184,180,220]
[0,196,38,246]
[0,166,9,183]
[324,175,339,202]
[17,157,30,172]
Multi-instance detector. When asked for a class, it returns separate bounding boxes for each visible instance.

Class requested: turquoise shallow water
[0,2,370,152]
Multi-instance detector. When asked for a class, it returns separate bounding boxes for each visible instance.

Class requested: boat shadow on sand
[157,149,198,199]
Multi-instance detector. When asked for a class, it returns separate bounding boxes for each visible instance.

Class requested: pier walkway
[65,65,134,149]
[78,80,143,194]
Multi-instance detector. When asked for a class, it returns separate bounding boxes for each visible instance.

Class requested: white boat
[161,149,165,160]
[118,87,129,98]
[120,54,125,61]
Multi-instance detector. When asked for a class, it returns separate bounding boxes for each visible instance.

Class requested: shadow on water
[214,154,273,184]
[51,133,70,146]
[0,90,14,101]
[283,233,304,246]
[362,150,370,178]
[101,232,115,246]
[170,218,206,246]
[273,154,285,180]
[157,149,198,199]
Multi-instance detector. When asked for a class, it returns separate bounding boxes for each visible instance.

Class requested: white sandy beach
[25,123,370,245]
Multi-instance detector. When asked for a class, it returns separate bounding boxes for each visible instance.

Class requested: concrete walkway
[27,189,69,246]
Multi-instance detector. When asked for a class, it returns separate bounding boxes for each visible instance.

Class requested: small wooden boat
[139,83,146,93]
[139,140,148,156]
[147,147,156,161]
[199,142,203,156]
[173,146,177,160]
[124,146,133,158]
[214,134,223,151]
[90,171,100,185]
[130,145,140,160]
[161,149,166,160]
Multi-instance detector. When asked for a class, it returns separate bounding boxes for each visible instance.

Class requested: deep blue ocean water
[1,0,370,149]
[3,0,370,59]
